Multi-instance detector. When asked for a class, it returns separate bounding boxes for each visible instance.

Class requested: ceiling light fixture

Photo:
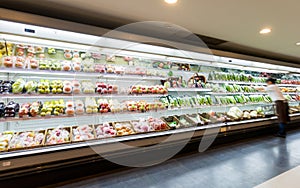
[259,28,271,34]
[296,42,300,46]
[164,0,178,4]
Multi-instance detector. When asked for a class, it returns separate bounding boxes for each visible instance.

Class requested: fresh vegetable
[12,79,25,94]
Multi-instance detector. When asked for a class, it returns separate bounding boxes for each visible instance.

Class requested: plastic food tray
[8,130,46,151]
[94,123,117,139]
[161,116,183,129]
[44,127,72,146]
[71,125,96,142]
[175,115,197,128]
[113,121,135,136]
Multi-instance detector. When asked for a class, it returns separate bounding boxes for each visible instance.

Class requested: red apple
[102,88,108,94]
[152,88,158,94]
[141,87,147,93]
[132,89,137,94]
[64,86,72,92]
[96,88,102,93]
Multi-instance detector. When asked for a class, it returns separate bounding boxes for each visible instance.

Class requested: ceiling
[1,0,300,65]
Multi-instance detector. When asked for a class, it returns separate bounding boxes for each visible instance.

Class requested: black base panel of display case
[1,122,299,188]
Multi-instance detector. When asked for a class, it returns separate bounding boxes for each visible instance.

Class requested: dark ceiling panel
[0,0,132,29]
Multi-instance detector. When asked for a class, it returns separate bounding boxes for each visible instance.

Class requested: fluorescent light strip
[167,57,197,64]
[99,48,167,60]
[249,67,284,73]
[212,62,245,70]
[219,57,296,73]
[0,33,91,51]
[0,20,99,46]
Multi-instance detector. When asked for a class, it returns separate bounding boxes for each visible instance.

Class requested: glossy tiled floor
[58,129,300,188]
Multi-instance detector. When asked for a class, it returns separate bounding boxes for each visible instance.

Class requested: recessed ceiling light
[164,0,178,4]
[259,28,271,34]
[296,42,300,46]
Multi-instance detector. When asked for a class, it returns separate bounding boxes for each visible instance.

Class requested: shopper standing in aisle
[266,78,290,138]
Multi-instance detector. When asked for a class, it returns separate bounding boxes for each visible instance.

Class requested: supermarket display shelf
[0,68,100,78]
[282,92,299,95]
[210,92,298,95]
[0,103,273,124]
[214,101,298,106]
[102,74,166,81]
[207,80,300,88]
[290,113,300,118]
[210,92,267,95]
[289,101,300,105]
[0,109,173,124]
[167,88,212,92]
[0,119,268,159]
[3,113,300,159]
[0,68,166,80]
[2,16,300,182]
[207,80,267,85]
[224,116,276,126]
[0,93,166,99]
[0,122,217,159]
[0,113,100,123]
[3,92,294,100]
[278,84,300,87]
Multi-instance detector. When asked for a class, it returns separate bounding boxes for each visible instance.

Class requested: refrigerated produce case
[0,9,300,184]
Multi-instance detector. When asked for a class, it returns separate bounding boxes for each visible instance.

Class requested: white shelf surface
[0,92,295,100]
[102,74,166,81]
[0,68,166,80]
[0,93,166,99]
[283,92,299,95]
[210,92,267,95]
[208,80,300,88]
[278,84,300,87]
[167,88,211,92]
[207,80,267,85]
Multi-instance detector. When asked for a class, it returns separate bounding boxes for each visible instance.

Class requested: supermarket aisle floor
[57,129,300,188]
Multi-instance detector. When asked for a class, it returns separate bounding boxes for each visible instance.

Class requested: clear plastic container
[72,58,82,72]
[38,59,50,70]
[82,81,95,94]
[62,61,72,71]
[2,56,14,68]
[29,58,39,69]
[14,56,26,69]
[63,81,72,94]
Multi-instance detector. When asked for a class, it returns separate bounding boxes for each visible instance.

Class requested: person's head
[266,78,276,85]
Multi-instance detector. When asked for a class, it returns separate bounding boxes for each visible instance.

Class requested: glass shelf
[0,102,275,124]
[167,88,211,92]
[0,93,167,99]
[207,80,267,85]
[0,68,166,80]
[209,92,267,95]
[278,84,300,87]
[207,80,300,88]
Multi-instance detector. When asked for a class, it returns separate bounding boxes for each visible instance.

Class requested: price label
[220,127,227,132]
